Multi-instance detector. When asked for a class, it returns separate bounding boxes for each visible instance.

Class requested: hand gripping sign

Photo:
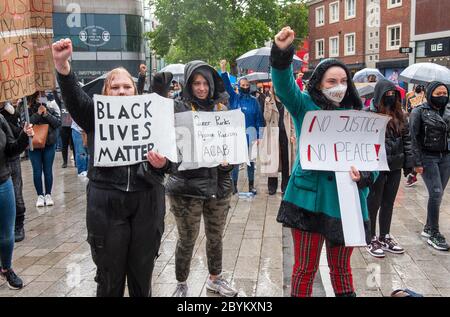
[300,110,390,246]
[93,94,178,167]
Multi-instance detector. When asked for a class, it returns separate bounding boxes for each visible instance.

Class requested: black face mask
[383,95,397,110]
[431,96,449,109]
[239,87,250,94]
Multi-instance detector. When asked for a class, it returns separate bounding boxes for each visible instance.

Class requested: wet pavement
[0,155,449,297]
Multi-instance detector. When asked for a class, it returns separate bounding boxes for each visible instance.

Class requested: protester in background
[54,90,75,168]
[137,64,147,95]
[53,38,172,297]
[366,79,414,258]
[0,111,34,289]
[271,27,377,297]
[220,60,264,195]
[296,72,304,91]
[262,87,296,195]
[28,92,61,208]
[0,101,27,242]
[410,82,450,251]
[152,72,174,98]
[71,120,88,177]
[166,60,238,298]
[367,74,377,83]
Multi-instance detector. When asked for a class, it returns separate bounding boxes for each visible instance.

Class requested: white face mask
[3,102,15,115]
[322,84,347,104]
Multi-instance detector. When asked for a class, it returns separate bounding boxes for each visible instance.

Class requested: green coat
[272,66,376,235]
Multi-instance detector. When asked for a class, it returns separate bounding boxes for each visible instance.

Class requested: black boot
[249,181,257,195]
[15,226,25,243]
[232,181,238,195]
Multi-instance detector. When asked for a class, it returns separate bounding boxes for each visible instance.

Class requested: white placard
[93,94,178,167]
[175,109,249,171]
[299,110,390,172]
[335,172,367,247]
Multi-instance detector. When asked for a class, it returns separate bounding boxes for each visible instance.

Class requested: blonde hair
[102,67,137,95]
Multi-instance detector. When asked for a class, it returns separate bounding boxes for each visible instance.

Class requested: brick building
[409,0,450,68]
[307,0,413,82]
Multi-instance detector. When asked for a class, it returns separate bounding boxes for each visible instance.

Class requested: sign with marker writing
[299,110,390,172]
[175,109,248,171]
[0,0,56,102]
[93,94,178,167]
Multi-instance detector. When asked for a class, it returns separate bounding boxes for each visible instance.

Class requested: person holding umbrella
[410,82,450,251]
[220,60,264,195]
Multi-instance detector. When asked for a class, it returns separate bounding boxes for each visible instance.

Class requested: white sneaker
[206,276,238,297]
[78,171,87,177]
[44,194,54,206]
[36,195,45,207]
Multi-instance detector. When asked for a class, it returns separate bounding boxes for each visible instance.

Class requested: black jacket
[165,61,233,199]
[410,82,450,167]
[56,71,172,192]
[0,108,23,161]
[370,79,414,171]
[0,114,28,183]
[29,102,61,146]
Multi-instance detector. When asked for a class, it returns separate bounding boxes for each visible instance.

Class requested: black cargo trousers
[86,182,165,297]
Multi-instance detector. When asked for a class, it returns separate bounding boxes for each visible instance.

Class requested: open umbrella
[239,72,271,83]
[353,68,385,83]
[355,82,376,98]
[399,63,450,85]
[160,64,185,84]
[81,74,147,98]
[236,47,302,73]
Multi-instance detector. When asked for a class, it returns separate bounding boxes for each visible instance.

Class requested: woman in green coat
[271,27,377,297]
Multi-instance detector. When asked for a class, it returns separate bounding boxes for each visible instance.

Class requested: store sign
[79,26,111,47]
[399,47,413,54]
[425,38,450,57]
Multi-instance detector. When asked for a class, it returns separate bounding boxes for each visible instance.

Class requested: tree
[279,1,309,48]
[145,0,281,70]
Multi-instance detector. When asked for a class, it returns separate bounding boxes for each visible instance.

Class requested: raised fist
[52,38,73,75]
[274,27,295,51]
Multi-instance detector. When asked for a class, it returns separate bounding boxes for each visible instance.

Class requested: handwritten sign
[299,110,390,172]
[93,94,178,167]
[0,0,55,102]
[175,109,249,171]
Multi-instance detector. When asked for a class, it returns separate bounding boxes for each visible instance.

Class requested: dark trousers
[7,158,26,228]
[367,169,401,238]
[86,183,165,297]
[268,128,290,193]
[421,153,450,232]
[60,126,75,165]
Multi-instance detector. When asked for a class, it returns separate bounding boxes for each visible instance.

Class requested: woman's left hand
[23,123,34,137]
[350,166,361,182]
[147,151,167,169]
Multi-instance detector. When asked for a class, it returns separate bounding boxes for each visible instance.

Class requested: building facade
[409,0,450,69]
[53,0,146,83]
[308,0,413,83]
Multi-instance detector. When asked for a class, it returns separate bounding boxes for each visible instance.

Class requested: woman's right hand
[274,27,295,51]
[52,38,73,75]
[415,167,424,174]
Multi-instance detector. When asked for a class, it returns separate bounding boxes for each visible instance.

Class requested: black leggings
[60,126,75,164]
[367,169,402,238]
[86,183,165,297]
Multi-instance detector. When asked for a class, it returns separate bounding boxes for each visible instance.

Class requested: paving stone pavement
[1,156,449,297]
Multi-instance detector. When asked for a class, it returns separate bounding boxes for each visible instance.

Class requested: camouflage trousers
[169,195,231,282]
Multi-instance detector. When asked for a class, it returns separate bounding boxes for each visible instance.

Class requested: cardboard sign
[0,1,56,102]
[299,110,390,172]
[93,94,178,167]
[175,109,249,171]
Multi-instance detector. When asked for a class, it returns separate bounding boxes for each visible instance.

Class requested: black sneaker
[14,227,25,243]
[61,162,68,168]
[268,189,276,195]
[427,232,450,251]
[366,237,385,258]
[421,227,432,239]
[1,269,23,290]
[380,234,405,254]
